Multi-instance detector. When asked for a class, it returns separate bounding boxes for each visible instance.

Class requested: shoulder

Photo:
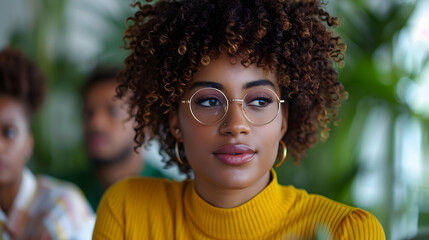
[333,208,385,239]
[36,175,90,204]
[57,168,103,210]
[38,174,84,192]
[104,176,186,197]
[31,175,95,239]
[99,177,187,212]
[36,175,92,208]
[286,186,353,215]
[286,187,356,224]
[94,177,187,238]
[284,186,385,239]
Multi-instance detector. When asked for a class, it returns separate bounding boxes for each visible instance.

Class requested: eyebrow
[0,122,18,129]
[189,79,275,91]
[189,81,223,90]
[243,79,275,89]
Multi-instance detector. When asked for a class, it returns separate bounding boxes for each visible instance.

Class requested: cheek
[255,120,285,159]
[112,121,134,140]
[2,138,28,169]
[182,126,214,160]
[122,121,136,138]
[178,110,215,162]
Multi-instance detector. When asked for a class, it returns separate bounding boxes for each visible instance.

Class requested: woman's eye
[248,98,273,107]
[197,98,221,107]
[3,127,17,139]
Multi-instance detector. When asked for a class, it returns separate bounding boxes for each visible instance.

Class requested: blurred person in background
[0,47,95,240]
[81,67,165,210]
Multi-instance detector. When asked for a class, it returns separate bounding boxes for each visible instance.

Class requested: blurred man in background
[81,67,164,210]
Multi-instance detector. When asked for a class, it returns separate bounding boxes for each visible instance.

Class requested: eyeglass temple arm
[181,99,285,103]
[229,99,286,103]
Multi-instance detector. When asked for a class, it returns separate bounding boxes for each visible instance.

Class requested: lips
[86,132,108,150]
[213,144,256,166]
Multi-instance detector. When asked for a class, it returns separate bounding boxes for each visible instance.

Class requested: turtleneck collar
[184,169,296,239]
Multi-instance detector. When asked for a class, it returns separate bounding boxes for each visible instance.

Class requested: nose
[219,101,250,136]
[86,109,108,131]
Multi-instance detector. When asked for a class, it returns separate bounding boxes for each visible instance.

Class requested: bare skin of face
[169,54,288,208]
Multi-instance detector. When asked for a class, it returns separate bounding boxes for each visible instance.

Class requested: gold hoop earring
[274,140,287,168]
[175,141,185,165]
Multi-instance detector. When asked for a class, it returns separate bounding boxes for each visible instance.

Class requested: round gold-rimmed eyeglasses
[180,87,285,125]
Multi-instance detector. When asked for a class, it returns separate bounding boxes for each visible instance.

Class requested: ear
[279,103,289,140]
[24,134,34,164]
[169,110,182,141]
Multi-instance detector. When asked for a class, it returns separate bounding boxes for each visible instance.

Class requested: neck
[95,151,143,189]
[0,173,22,215]
[194,171,271,208]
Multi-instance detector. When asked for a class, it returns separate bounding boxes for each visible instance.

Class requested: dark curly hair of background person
[117,0,347,176]
[0,48,46,119]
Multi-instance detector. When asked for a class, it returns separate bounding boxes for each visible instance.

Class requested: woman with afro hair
[93,0,385,239]
[0,48,95,239]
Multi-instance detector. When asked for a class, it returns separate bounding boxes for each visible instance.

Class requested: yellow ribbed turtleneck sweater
[93,170,385,239]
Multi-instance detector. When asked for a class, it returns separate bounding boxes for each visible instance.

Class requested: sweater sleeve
[92,179,129,240]
[334,209,385,240]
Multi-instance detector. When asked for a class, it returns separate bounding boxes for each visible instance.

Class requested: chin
[89,149,112,159]
[0,174,15,186]
[214,168,261,190]
[220,181,253,190]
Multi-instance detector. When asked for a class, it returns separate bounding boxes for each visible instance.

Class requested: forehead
[84,81,118,104]
[0,96,28,124]
[190,54,279,93]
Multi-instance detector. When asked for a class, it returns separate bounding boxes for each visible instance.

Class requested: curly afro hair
[0,48,46,119]
[117,0,347,176]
